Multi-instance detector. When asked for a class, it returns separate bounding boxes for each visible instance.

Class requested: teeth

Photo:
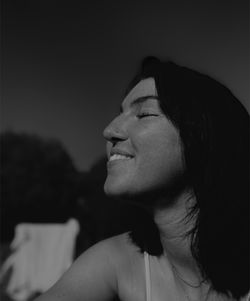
[109,154,132,161]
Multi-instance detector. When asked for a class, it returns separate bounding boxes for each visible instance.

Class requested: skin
[103,78,211,299]
[35,79,233,301]
[103,78,185,200]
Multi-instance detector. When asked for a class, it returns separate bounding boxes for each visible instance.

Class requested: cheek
[133,126,184,188]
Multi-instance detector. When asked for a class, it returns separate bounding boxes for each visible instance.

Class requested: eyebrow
[120,95,159,113]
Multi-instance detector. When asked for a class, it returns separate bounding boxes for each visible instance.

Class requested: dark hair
[128,57,249,299]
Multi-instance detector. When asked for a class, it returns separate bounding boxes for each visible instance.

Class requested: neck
[152,190,230,300]
[153,189,203,285]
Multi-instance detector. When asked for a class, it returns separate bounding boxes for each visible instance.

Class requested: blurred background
[0,0,249,300]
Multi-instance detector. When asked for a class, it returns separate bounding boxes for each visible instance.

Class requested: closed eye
[137,113,159,118]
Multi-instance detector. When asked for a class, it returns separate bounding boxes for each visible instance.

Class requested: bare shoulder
[106,232,142,259]
[34,232,136,301]
[71,232,132,272]
[87,232,140,271]
[78,232,134,257]
[102,232,136,255]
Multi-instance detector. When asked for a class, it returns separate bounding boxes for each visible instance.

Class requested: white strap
[144,251,151,301]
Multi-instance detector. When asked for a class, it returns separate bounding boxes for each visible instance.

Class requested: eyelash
[137,113,158,118]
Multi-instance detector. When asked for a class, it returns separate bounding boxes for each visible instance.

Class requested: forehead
[122,78,157,106]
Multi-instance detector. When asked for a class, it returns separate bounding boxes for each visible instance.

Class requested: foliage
[0,131,79,240]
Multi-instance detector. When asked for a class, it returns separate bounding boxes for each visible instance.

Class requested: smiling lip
[107,148,134,167]
[109,148,134,160]
[107,156,134,170]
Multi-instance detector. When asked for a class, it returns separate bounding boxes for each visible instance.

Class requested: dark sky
[2,0,249,171]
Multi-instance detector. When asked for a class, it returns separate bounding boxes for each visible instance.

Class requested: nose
[103,115,128,144]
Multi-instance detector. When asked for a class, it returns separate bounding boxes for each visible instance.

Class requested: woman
[36,57,249,301]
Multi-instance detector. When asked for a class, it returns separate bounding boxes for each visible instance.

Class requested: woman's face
[103,78,185,199]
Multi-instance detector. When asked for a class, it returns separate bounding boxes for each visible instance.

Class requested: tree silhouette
[0,131,79,242]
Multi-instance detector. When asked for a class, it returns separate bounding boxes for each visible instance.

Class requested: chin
[104,182,157,211]
[104,173,143,199]
[104,179,129,199]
